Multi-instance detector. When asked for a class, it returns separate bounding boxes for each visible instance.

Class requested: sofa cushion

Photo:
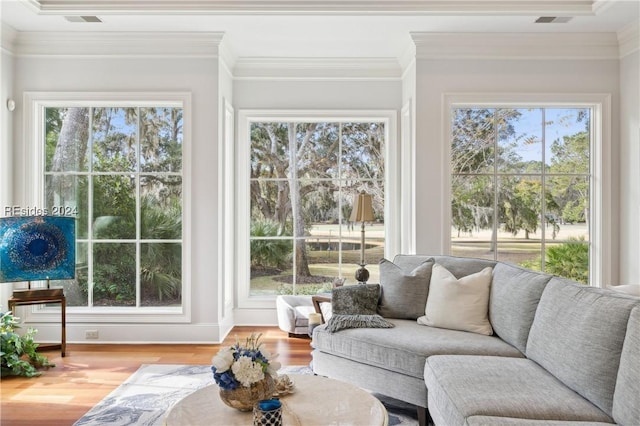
[325,284,394,333]
[313,318,522,379]
[378,257,434,319]
[465,416,615,425]
[526,278,640,416]
[425,355,614,425]
[612,305,640,426]
[489,262,553,353]
[418,264,493,335]
[393,254,496,279]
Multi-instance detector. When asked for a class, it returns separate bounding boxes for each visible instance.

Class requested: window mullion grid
[37,100,187,314]
[290,124,297,295]
[88,107,95,308]
[338,123,343,278]
[540,109,547,273]
[492,109,499,260]
[135,107,141,308]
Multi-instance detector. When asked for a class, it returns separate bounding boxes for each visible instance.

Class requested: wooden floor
[0,327,313,426]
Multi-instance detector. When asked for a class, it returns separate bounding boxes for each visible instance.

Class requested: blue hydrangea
[211,366,239,390]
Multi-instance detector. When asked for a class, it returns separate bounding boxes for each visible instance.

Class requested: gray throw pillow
[378,258,434,319]
[325,284,395,333]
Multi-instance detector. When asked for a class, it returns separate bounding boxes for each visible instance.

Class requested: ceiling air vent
[64,16,102,23]
[535,16,572,23]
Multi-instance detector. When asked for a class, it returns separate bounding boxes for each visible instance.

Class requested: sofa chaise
[310,255,640,426]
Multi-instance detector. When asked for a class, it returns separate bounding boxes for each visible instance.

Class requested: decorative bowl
[219,375,275,412]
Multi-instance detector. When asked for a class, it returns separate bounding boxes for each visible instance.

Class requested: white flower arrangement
[211,333,281,390]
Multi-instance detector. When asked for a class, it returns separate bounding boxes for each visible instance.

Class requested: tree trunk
[265,125,291,233]
[288,124,311,277]
[49,108,90,203]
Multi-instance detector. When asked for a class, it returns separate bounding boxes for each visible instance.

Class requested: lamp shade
[350,191,375,223]
[0,216,75,283]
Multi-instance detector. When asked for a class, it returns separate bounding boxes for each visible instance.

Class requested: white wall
[217,47,235,337]
[8,52,405,335]
[413,57,621,283]
[4,29,634,339]
[0,49,15,308]
[234,79,402,110]
[619,50,640,284]
[400,56,417,254]
[11,55,224,343]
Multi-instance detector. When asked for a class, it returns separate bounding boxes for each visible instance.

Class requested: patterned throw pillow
[325,284,394,333]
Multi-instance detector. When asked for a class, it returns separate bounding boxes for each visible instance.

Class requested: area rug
[73,364,420,425]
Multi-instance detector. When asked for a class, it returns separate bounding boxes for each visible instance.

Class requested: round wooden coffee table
[164,374,388,425]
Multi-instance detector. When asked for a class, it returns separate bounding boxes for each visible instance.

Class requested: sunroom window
[232,110,400,309]
[450,107,591,283]
[243,119,388,298]
[43,105,184,308]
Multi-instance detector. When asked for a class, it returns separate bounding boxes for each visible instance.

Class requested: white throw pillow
[607,284,640,296]
[319,302,333,322]
[417,263,494,335]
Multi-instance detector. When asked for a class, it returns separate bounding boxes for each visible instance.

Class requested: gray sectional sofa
[310,255,640,426]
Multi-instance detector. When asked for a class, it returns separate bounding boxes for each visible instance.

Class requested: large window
[450,107,591,283]
[235,111,397,304]
[42,103,184,309]
[248,121,385,296]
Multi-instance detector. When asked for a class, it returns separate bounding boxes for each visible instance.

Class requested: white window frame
[236,109,399,309]
[442,93,611,287]
[23,91,192,323]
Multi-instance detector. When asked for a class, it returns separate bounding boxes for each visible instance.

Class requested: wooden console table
[8,289,66,357]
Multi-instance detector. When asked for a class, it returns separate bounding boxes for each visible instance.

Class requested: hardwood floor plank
[0,327,312,426]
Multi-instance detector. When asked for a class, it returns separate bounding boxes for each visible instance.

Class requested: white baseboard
[32,322,226,344]
[233,308,278,326]
[21,308,279,344]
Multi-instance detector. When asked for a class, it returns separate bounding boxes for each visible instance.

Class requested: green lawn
[250,237,384,295]
[249,222,588,295]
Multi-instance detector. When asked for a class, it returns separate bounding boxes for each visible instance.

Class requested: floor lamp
[350,191,375,284]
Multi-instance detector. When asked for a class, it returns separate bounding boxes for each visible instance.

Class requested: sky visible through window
[507,108,588,164]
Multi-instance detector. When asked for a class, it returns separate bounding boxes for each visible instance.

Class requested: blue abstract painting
[0,216,75,283]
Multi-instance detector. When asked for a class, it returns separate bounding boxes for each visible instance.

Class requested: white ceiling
[2,0,638,58]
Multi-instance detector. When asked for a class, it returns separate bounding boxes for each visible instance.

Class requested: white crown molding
[11,31,225,57]
[591,0,625,15]
[398,40,416,76]
[410,32,620,60]
[27,0,596,15]
[618,21,639,58]
[1,24,18,54]
[232,57,402,80]
[218,37,237,76]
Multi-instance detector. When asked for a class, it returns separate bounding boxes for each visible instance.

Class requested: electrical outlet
[85,330,99,339]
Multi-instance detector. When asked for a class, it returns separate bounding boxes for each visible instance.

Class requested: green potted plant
[1,310,54,377]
